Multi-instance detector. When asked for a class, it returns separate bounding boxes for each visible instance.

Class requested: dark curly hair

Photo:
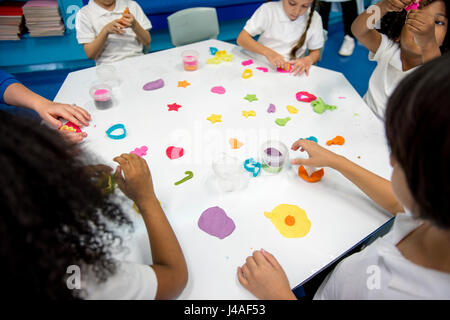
[0,111,133,299]
[385,53,450,229]
[379,0,450,54]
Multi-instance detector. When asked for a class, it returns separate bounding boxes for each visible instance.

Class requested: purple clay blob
[267,103,276,113]
[198,206,236,240]
[265,147,284,167]
[143,79,165,91]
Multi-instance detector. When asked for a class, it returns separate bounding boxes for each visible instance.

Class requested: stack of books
[0,1,26,41]
[23,0,65,37]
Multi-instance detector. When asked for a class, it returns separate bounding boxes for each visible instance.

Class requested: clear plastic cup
[260,140,288,174]
[96,64,120,87]
[181,50,199,71]
[89,83,113,110]
[212,153,242,192]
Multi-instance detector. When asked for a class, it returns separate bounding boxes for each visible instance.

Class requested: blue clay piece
[210,47,218,55]
[243,158,261,177]
[304,136,318,143]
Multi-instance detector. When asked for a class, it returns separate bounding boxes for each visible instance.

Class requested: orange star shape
[177,80,191,88]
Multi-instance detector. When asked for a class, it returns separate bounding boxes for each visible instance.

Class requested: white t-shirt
[314,210,450,299]
[363,33,417,120]
[243,1,324,61]
[76,0,152,65]
[83,261,158,299]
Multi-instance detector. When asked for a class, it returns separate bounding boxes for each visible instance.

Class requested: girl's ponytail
[289,0,318,60]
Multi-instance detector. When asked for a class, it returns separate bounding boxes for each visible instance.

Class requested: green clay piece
[262,163,283,173]
[244,94,258,102]
[174,171,194,185]
[275,117,291,126]
[311,97,337,114]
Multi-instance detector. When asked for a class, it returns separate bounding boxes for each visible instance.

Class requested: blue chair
[167,7,219,47]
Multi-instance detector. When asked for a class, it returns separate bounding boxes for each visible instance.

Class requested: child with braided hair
[237,0,325,76]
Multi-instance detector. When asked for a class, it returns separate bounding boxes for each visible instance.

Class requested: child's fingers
[291,139,310,151]
[237,267,249,288]
[245,255,258,270]
[290,157,313,166]
[114,165,126,189]
[305,65,310,77]
[260,249,283,270]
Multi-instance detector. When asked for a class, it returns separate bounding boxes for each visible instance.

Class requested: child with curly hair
[351,0,448,119]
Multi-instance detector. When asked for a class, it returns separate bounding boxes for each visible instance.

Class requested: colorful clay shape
[242,59,254,66]
[244,158,262,177]
[210,47,218,55]
[174,171,193,186]
[244,94,258,102]
[198,206,236,239]
[256,67,269,72]
[166,146,184,159]
[296,91,317,103]
[267,103,276,113]
[177,80,190,88]
[303,136,318,143]
[130,146,148,157]
[167,103,182,111]
[326,136,345,146]
[242,69,253,79]
[207,114,222,124]
[286,105,298,114]
[143,79,164,91]
[59,121,82,133]
[298,165,324,183]
[242,110,256,118]
[211,86,226,94]
[311,97,337,114]
[264,204,311,238]
[275,117,291,126]
[406,0,420,11]
[277,63,292,73]
[229,138,244,149]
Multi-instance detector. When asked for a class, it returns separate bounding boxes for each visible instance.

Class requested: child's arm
[83,19,125,60]
[113,154,188,299]
[289,49,321,76]
[3,82,90,143]
[405,9,442,63]
[120,12,151,46]
[291,140,404,215]
[237,29,288,70]
[351,0,413,54]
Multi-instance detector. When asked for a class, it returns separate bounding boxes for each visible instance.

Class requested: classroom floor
[11,19,376,104]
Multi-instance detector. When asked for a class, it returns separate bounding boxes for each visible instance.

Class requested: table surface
[55,39,393,299]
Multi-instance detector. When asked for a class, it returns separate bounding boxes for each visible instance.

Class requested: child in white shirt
[237,54,450,300]
[76,0,151,65]
[351,0,449,119]
[237,0,325,76]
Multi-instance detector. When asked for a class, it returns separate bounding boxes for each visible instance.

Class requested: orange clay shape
[326,136,345,146]
[298,165,324,183]
[123,7,130,14]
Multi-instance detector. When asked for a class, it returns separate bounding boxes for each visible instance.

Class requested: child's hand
[265,50,288,70]
[237,249,297,300]
[380,0,415,12]
[113,153,156,204]
[406,9,438,50]
[104,19,126,35]
[119,13,137,29]
[290,139,341,168]
[289,56,313,76]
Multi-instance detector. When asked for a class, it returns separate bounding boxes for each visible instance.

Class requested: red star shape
[167,103,182,111]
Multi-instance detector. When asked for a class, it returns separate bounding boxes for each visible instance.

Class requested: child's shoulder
[256,1,282,13]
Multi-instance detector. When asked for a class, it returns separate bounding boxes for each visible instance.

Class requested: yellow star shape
[207,114,222,124]
[242,110,256,118]
[177,80,191,88]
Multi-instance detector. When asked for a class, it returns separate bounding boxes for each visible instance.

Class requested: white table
[55,39,393,299]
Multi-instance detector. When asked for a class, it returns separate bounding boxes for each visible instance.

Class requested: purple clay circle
[265,147,284,167]
[143,79,164,91]
[198,206,236,240]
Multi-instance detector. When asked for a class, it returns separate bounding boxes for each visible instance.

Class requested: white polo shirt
[314,210,450,299]
[76,0,152,65]
[83,261,158,299]
[363,33,417,120]
[243,1,324,61]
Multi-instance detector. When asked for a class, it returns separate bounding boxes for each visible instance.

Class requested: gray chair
[167,7,219,47]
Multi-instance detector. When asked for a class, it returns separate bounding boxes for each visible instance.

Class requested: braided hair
[290,0,318,60]
[379,0,450,53]
[0,111,133,299]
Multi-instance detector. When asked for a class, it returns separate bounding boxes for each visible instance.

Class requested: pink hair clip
[405,0,421,12]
